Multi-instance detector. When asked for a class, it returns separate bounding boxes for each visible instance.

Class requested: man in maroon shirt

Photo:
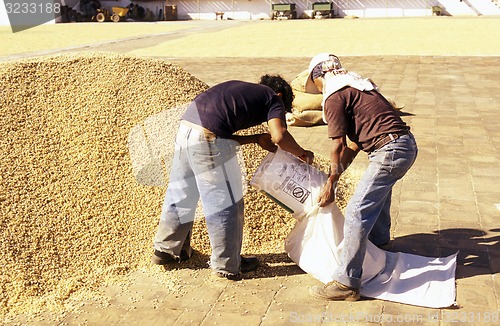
[306,54,418,301]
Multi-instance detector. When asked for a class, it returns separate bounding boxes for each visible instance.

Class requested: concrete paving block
[487,254,500,275]
[273,279,323,306]
[470,164,500,177]
[173,309,208,325]
[61,304,130,325]
[261,301,327,326]
[158,284,224,312]
[398,200,439,216]
[120,306,184,326]
[472,176,500,194]
[439,186,476,202]
[402,169,438,185]
[439,202,480,223]
[399,181,437,194]
[477,208,500,229]
[201,310,262,325]
[400,189,439,203]
[437,173,472,189]
[326,299,383,324]
[212,287,276,315]
[110,285,171,308]
[381,301,441,325]
[396,211,440,228]
[456,284,497,311]
[439,220,484,230]
[456,267,494,287]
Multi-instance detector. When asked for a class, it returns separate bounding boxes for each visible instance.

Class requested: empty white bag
[251,149,457,308]
[284,203,387,285]
[284,201,457,308]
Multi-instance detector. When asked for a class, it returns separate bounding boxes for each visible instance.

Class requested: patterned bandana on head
[311,55,346,81]
[309,54,379,124]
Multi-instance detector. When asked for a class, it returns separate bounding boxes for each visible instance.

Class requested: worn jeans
[336,133,418,289]
[154,122,244,275]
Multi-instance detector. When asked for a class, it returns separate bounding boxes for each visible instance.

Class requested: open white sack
[251,149,457,308]
[284,203,457,308]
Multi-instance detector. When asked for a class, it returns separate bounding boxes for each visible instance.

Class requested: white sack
[251,149,457,308]
[284,203,457,308]
[250,149,327,219]
[284,204,386,285]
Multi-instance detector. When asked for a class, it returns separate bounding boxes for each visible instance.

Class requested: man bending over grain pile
[306,54,418,301]
[152,75,314,280]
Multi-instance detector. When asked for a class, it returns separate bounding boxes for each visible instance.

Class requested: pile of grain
[0,52,357,321]
[0,52,208,319]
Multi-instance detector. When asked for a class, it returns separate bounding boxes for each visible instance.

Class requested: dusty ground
[0,22,192,58]
[2,16,500,60]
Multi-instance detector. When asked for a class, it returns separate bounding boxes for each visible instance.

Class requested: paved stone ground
[60,58,500,326]
[6,25,500,325]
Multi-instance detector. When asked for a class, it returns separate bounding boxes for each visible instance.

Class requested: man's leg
[153,127,200,262]
[310,135,417,300]
[369,189,392,247]
[192,138,247,276]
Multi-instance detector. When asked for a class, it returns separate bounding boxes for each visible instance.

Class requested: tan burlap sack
[289,69,404,127]
[286,110,326,127]
[291,69,310,92]
[291,69,323,114]
[292,91,323,113]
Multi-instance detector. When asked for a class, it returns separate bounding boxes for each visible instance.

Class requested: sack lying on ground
[251,150,457,308]
[284,203,386,285]
[292,90,323,113]
[284,203,457,308]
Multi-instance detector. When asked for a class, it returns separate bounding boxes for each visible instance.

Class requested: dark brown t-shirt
[324,87,409,152]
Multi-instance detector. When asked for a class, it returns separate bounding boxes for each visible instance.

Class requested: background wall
[0,0,499,26]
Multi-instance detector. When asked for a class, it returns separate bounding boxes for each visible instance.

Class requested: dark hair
[259,74,294,113]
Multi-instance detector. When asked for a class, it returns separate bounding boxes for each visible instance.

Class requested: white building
[1,0,499,26]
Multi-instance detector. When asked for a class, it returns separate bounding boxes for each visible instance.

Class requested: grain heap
[0,52,358,321]
[0,52,208,319]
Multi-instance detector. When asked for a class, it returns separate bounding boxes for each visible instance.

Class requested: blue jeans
[154,122,245,275]
[336,133,418,289]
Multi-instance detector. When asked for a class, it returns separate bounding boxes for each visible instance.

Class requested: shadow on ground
[159,228,499,283]
[161,251,306,279]
[391,228,500,279]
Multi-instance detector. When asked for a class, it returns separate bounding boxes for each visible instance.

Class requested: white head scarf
[307,54,379,123]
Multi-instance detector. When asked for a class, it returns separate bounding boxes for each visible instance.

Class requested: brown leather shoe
[309,280,360,301]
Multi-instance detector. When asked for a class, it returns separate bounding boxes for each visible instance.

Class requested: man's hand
[318,177,337,207]
[299,150,315,164]
[256,133,278,152]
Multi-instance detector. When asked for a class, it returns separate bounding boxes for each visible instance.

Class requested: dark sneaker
[180,247,193,261]
[211,255,260,281]
[309,280,360,301]
[212,271,242,281]
[240,255,260,273]
[151,248,192,265]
